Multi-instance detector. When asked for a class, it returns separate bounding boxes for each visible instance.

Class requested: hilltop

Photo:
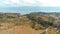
[0,12,60,34]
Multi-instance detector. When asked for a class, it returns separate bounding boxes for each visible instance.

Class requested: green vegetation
[0,12,60,34]
[47,27,57,34]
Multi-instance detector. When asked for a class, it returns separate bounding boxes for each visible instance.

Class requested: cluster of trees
[26,14,54,29]
[0,13,20,18]
[24,14,60,34]
[0,12,60,34]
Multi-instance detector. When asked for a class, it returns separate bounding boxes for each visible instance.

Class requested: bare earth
[0,25,44,34]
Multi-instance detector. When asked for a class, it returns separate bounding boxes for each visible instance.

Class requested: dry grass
[0,25,44,34]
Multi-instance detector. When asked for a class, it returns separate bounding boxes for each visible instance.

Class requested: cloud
[36,0,60,7]
[2,0,20,7]
[0,0,60,7]
[0,0,38,7]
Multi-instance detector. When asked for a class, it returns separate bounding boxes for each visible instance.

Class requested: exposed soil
[0,25,44,34]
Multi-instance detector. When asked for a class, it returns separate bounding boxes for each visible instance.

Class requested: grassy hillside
[0,12,60,34]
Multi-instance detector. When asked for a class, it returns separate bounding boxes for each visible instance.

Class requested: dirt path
[0,25,44,34]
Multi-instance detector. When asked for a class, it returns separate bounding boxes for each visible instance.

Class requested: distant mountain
[29,12,60,16]
[1,6,60,13]
[0,13,20,18]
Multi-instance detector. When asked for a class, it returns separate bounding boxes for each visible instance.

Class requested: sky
[0,0,60,14]
[0,0,60,7]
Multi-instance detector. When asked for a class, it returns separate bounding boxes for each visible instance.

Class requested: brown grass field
[0,25,44,34]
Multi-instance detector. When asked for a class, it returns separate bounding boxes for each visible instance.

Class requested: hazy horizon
[0,0,60,14]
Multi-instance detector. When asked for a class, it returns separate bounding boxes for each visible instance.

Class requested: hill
[0,12,60,34]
